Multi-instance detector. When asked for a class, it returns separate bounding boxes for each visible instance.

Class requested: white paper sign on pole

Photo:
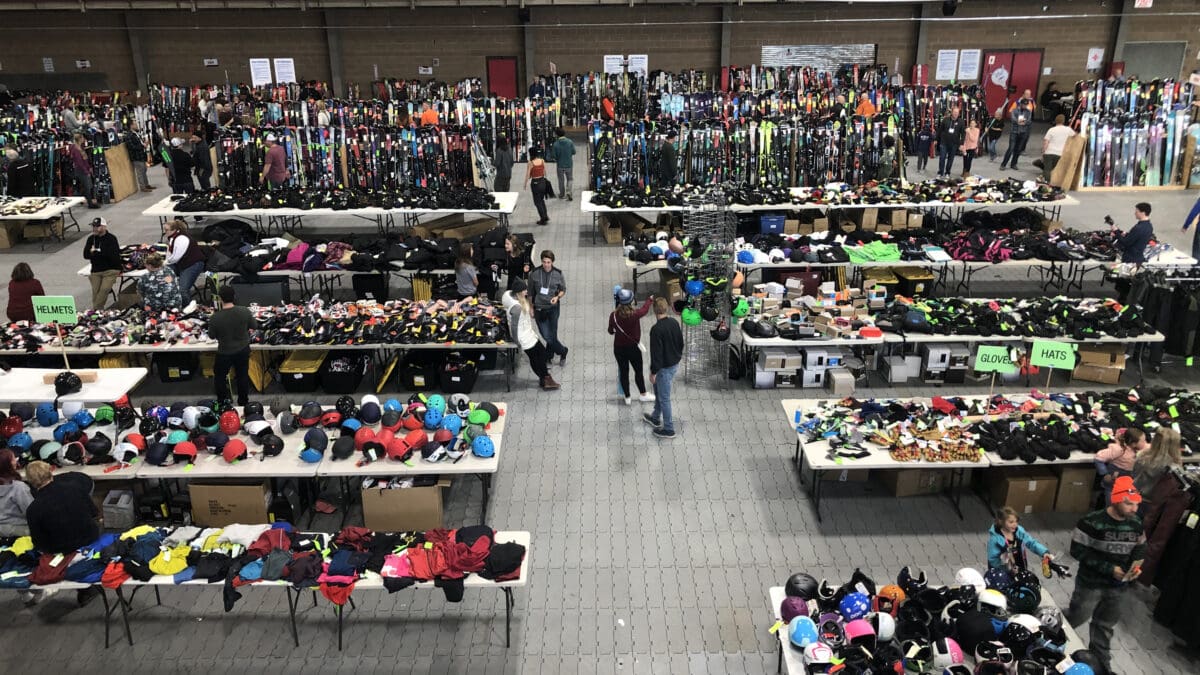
[935,50,959,81]
[1086,48,1105,70]
[273,58,297,84]
[957,49,981,81]
[249,58,273,86]
[627,54,648,77]
[603,55,624,74]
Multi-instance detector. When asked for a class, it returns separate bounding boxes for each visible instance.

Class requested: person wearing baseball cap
[1064,475,1146,674]
[260,133,290,189]
[83,216,121,310]
[167,136,195,195]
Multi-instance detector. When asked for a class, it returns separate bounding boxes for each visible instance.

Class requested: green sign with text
[32,296,78,325]
[1029,340,1076,369]
[974,345,1017,374]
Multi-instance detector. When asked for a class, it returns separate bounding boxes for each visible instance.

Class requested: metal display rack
[681,189,736,387]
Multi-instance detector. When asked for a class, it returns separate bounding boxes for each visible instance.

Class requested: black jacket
[27,479,100,554]
[658,142,678,187]
[1117,220,1154,263]
[83,232,122,272]
[123,131,147,162]
[649,316,684,374]
[169,147,194,185]
[938,117,966,148]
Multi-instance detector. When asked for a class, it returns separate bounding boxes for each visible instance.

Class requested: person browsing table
[209,285,256,407]
[165,218,206,305]
[1111,202,1154,264]
[82,216,121,310]
[528,250,568,366]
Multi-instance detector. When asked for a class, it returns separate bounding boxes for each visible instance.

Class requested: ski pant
[535,303,567,357]
[75,172,95,203]
[173,261,205,305]
[649,364,678,433]
[938,143,959,175]
[214,346,252,407]
[556,167,573,199]
[1066,583,1125,673]
[1002,131,1030,167]
[916,148,930,170]
[524,343,550,380]
[195,167,212,191]
[89,269,120,310]
[962,149,976,174]
[1042,154,1061,182]
[133,162,150,190]
[170,181,194,195]
[614,345,647,397]
[530,180,549,222]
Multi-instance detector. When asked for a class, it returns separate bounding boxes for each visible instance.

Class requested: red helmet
[222,438,248,463]
[353,427,376,451]
[385,436,409,460]
[219,410,241,435]
[403,429,428,452]
[1,416,23,438]
[320,411,343,429]
[375,428,396,448]
[123,433,147,452]
[875,585,907,617]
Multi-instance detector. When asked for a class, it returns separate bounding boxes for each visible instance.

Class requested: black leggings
[614,345,647,396]
[525,343,550,379]
[214,347,251,406]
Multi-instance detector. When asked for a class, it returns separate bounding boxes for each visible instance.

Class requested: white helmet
[182,406,201,430]
[361,394,380,407]
[867,611,895,642]
[955,567,986,595]
[979,588,1008,617]
[1008,613,1041,636]
[803,642,833,666]
[61,401,85,418]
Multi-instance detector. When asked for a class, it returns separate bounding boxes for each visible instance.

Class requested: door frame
[485,56,519,99]
[981,48,1044,116]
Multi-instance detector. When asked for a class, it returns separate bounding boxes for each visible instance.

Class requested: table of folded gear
[767,585,1085,675]
[0,367,147,405]
[583,189,1078,243]
[143,192,519,237]
[0,195,87,247]
[18,530,529,651]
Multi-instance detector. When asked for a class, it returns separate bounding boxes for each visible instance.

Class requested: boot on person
[540,375,560,390]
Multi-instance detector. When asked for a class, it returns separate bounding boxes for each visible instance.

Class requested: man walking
[1066,476,1146,675]
[551,128,574,201]
[643,298,683,439]
[528,250,569,365]
[1000,89,1036,170]
[209,285,256,407]
[936,107,965,179]
[259,133,290,189]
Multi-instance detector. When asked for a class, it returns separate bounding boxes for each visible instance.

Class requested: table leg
[116,586,135,646]
[339,477,350,529]
[811,468,824,523]
[592,213,597,244]
[793,438,801,466]
[479,473,492,522]
[947,468,965,520]
[286,587,301,647]
[154,586,161,606]
[504,587,515,648]
[777,643,783,674]
[100,586,113,649]
[336,604,344,651]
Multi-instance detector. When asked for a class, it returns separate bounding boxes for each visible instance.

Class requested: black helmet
[785,572,819,600]
[335,395,356,417]
[244,401,265,418]
[139,416,161,436]
[710,320,730,341]
[115,406,138,431]
[55,371,82,398]
[898,566,928,596]
[260,434,284,457]
[331,436,355,460]
[277,411,298,435]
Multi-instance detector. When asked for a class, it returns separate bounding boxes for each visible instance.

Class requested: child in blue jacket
[987,506,1052,571]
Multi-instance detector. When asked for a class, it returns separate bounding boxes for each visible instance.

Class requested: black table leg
[479,473,492,522]
[286,587,301,647]
[339,477,351,529]
[154,586,161,606]
[947,468,965,519]
[793,438,801,466]
[811,467,824,523]
[504,587,515,648]
[100,586,113,649]
[336,604,344,651]
[116,587,134,646]
[777,643,783,674]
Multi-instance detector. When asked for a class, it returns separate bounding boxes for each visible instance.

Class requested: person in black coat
[83,217,121,310]
[189,132,213,191]
[936,107,966,179]
[167,137,194,194]
[24,461,101,606]
[657,131,678,188]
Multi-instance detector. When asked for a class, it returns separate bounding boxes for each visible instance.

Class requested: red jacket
[7,278,44,322]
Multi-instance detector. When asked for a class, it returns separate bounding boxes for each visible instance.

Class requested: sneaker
[624,396,632,405]
[638,393,656,402]
[642,413,660,428]
[566,194,573,201]
[652,427,676,439]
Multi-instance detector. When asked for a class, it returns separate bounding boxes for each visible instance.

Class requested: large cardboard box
[1055,465,1096,513]
[1077,344,1127,368]
[1072,363,1123,385]
[990,467,1059,515]
[190,481,272,527]
[362,479,451,531]
[880,469,947,497]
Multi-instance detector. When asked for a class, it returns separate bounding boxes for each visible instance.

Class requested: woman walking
[608,288,655,405]
[962,119,980,177]
[524,148,551,225]
[502,279,559,390]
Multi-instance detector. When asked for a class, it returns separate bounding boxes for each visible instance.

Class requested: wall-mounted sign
[203,58,219,67]
[249,58,272,86]
[273,58,296,84]
[42,57,54,73]
[418,66,433,76]
[75,60,91,70]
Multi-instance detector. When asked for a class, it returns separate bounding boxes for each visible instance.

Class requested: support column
[1111,0,1135,64]
[523,10,536,95]
[720,5,732,68]
[913,1,936,75]
[124,11,148,92]
[325,10,345,97]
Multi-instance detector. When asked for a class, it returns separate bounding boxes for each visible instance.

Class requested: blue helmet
[341,418,362,435]
[839,592,871,621]
[53,421,81,443]
[6,432,33,452]
[441,414,462,436]
[684,279,705,296]
[984,567,1013,592]
[788,616,819,648]
[71,409,95,429]
[36,403,59,427]
[471,435,495,458]
[424,407,444,430]
[1063,665,1094,675]
[148,405,169,425]
[384,398,403,413]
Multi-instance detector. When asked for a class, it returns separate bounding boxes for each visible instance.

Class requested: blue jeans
[174,261,205,305]
[535,303,567,356]
[985,137,1000,160]
[650,364,678,432]
[937,143,959,175]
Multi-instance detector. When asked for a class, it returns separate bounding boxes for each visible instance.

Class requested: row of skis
[0,125,115,201]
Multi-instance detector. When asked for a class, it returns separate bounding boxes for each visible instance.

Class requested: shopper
[657,130,678,187]
[608,288,655,405]
[1132,428,1182,505]
[167,137,195,194]
[528,77,547,99]
[165,219,206,305]
[504,234,531,291]
[1111,202,1155,264]
[551,128,575,201]
[877,136,896,180]
[419,102,440,126]
[25,460,102,606]
[123,121,155,192]
[1179,194,1200,260]
[82,217,121,310]
[1066,476,1146,675]
[137,253,182,312]
[644,297,682,439]
[914,123,933,172]
[0,449,33,537]
[1000,89,1036,170]
[67,133,100,208]
[493,135,514,192]
[528,250,568,365]
[455,244,478,299]
[961,119,980,177]
[936,107,965,179]
[209,285,255,407]
[60,104,82,132]
[315,100,331,127]
[1094,427,1148,486]
[3,148,35,197]
[1041,114,1077,183]
[260,133,290,189]
[1135,429,1186,588]
[501,279,558,390]
[984,111,1005,161]
[986,506,1052,572]
[7,262,44,323]
[524,148,551,225]
[190,131,213,191]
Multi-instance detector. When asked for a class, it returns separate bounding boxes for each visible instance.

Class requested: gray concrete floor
[2,132,1199,674]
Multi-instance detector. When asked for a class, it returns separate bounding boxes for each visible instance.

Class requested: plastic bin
[156,353,198,383]
[279,351,327,393]
[863,268,900,297]
[320,353,370,394]
[893,266,936,297]
[400,351,445,390]
[760,214,786,234]
[441,352,480,394]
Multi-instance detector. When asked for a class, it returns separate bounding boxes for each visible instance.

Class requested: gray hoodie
[0,480,34,536]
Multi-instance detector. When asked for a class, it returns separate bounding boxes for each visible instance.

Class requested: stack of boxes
[920,343,971,384]
[1072,344,1125,384]
[754,346,847,389]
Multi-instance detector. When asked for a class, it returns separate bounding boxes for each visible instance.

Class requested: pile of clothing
[0,523,525,608]
[1,305,214,352]
[795,396,984,463]
[874,296,1150,340]
[169,185,499,213]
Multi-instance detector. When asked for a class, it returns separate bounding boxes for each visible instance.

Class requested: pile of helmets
[0,305,214,352]
[873,296,1151,341]
[780,566,1100,674]
[2,397,141,468]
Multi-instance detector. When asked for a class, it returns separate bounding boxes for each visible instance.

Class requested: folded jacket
[102,560,131,588]
[247,529,291,559]
[30,551,76,585]
[380,552,413,579]
[65,556,107,584]
[193,552,232,583]
[333,526,373,552]
[218,524,271,548]
[120,525,157,541]
[149,544,193,576]
[260,549,291,581]
[479,542,525,581]
[284,551,322,587]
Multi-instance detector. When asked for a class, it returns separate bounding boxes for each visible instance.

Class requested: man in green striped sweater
[1066,475,1147,675]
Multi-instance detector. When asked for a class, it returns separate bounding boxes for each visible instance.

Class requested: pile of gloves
[874,296,1151,340]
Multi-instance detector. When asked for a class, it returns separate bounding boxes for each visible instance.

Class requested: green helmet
[681,307,702,326]
[467,408,490,426]
[94,404,115,425]
[731,296,751,318]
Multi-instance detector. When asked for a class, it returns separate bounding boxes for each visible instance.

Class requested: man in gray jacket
[527,249,569,365]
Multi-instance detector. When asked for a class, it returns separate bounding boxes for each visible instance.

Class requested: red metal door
[1010,51,1044,104]
[486,57,518,99]
[981,50,1043,117]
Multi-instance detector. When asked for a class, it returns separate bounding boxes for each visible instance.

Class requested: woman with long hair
[454,243,478,299]
[165,218,206,305]
[502,279,558,390]
[504,234,531,291]
[1133,428,1182,502]
[6,262,44,322]
[608,288,655,405]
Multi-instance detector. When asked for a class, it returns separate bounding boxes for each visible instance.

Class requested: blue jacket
[987,524,1048,570]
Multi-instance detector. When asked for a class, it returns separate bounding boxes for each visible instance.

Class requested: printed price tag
[50,554,64,567]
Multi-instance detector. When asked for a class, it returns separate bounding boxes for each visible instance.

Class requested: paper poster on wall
[627,54,648,77]
[249,58,272,86]
[42,57,54,73]
[273,58,297,84]
[603,55,624,75]
[935,50,959,81]
[1086,48,1105,70]
[417,66,433,76]
[957,50,981,81]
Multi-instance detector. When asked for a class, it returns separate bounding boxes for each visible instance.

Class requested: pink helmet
[932,637,965,667]
[844,618,877,649]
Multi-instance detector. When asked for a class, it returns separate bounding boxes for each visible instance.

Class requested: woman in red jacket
[607,287,655,405]
[6,262,44,322]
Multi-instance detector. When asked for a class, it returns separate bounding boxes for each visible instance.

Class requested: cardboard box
[1072,363,1123,385]
[601,216,623,244]
[361,479,450,531]
[664,277,684,305]
[775,371,800,388]
[190,481,272,527]
[881,469,947,497]
[826,368,855,396]
[754,368,776,389]
[989,467,1059,515]
[758,348,794,370]
[812,217,829,232]
[908,212,925,228]
[0,221,23,249]
[1055,465,1096,513]
[1077,344,1127,368]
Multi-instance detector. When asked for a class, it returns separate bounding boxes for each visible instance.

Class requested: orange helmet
[874,584,906,616]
